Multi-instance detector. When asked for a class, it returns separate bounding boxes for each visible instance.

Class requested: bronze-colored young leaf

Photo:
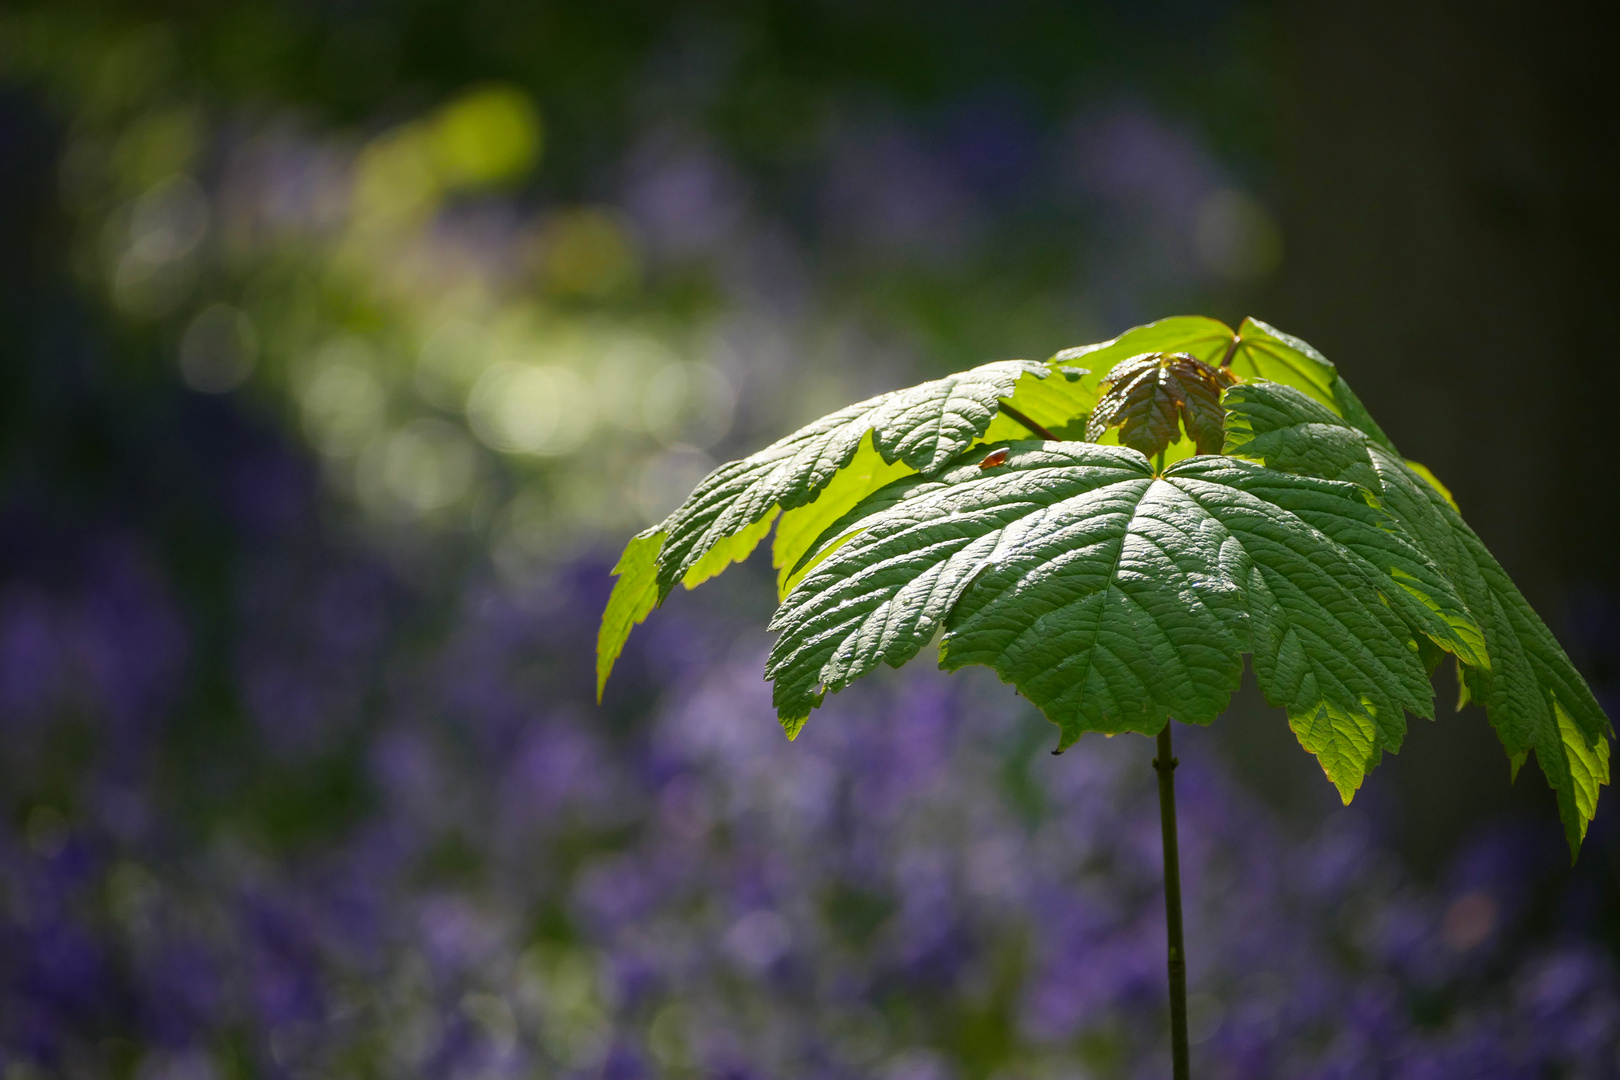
[1084,352,1237,460]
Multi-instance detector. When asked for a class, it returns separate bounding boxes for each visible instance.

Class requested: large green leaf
[600,315,1387,698]
[653,359,1062,596]
[761,314,1383,605]
[595,359,1084,692]
[597,316,1612,854]
[765,438,1481,800]
[1225,380,1612,855]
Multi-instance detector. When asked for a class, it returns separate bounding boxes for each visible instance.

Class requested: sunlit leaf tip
[595,529,663,701]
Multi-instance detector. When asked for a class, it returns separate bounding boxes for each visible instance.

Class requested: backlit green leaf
[654,359,1056,597]
[1055,315,1235,374]
[596,529,663,701]
[1050,314,1397,452]
[770,434,912,599]
[596,358,1086,689]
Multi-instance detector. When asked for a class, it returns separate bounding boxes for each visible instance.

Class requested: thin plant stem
[999,402,1056,440]
[1155,724,1191,1080]
[1218,332,1244,368]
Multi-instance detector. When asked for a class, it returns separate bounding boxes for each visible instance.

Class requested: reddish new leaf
[1085,352,1237,459]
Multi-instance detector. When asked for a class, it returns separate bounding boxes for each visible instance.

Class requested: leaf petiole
[998,402,1056,440]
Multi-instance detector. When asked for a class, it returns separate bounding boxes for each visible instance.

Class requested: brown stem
[1155,725,1190,1080]
[997,403,1056,441]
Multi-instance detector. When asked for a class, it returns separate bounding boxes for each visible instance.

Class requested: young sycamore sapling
[596,316,1612,1079]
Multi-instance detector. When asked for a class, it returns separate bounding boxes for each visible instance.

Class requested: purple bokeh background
[2,3,1619,1076]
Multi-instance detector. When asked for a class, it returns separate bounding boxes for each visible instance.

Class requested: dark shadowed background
[2,2,1617,1078]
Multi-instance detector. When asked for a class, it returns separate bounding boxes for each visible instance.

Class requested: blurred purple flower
[1067,105,1219,222]
[623,136,749,260]
[941,92,1041,199]
[822,126,983,265]
[138,941,222,1047]
[0,585,61,721]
